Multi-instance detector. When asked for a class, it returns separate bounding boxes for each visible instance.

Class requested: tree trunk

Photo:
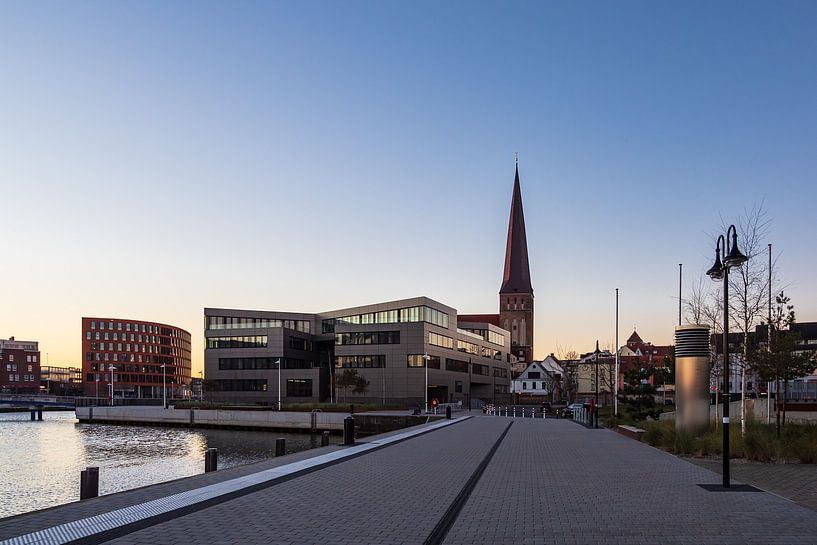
[740,331,749,434]
[783,379,788,427]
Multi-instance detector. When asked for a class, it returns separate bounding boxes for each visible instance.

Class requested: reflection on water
[0,411,332,519]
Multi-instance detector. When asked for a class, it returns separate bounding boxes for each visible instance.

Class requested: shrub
[673,429,695,455]
[743,428,778,462]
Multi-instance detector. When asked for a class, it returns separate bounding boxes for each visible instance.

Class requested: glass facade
[493,368,508,378]
[288,337,313,351]
[429,332,454,349]
[472,363,490,376]
[286,379,313,397]
[210,379,268,392]
[445,358,469,373]
[407,354,440,368]
[207,316,311,333]
[457,340,479,355]
[335,331,400,345]
[461,328,506,346]
[332,305,449,329]
[335,355,386,368]
[206,336,268,349]
[218,357,319,370]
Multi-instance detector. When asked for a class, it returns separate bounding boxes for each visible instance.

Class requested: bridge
[0,394,75,409]
[1,414,816,544]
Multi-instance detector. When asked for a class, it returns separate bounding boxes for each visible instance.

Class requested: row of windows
[472,363,490,376]
[86,373,178,384]
[90,320,187,338]
[218,357,320,370]
[429,332,454,349]
[286,379,313,397]
[2,354,38,363]
[88,363,179,374]
[5,364,34,372]
[335,355,386,369]
[89,343,159,354]
[323,305,450,333]
[407,354,441,368]
[335,331,401,346]
[208,379,268,392]
[461,328,506,347]
[86,352,181,364]
[206,336,268,349]
[206,316,311,333]
[288,337,313,351]
[520,382,549,390]
[4,374,35,382]
[445,358,469,373]
[457,339,479,355]
[87,331,188,346]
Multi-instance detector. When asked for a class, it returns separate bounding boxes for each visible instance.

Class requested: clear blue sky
[1,1,816,372]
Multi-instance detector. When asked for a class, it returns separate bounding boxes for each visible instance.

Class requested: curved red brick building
[82,317,191,400]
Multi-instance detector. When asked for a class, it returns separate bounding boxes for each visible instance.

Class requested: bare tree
[722,202,771,434]
[556,345,579,403]
[684,274,710,325]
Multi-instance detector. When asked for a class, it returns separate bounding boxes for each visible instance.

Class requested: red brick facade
[0,338,41,393]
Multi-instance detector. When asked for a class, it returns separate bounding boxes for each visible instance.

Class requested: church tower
[499,162,534,362]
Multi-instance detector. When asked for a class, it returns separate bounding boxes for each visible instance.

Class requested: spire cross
[514,151,518,165]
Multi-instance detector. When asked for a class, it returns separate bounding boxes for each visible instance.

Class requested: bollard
[80,467,99,500]
[37,406,43,421]
[445,406,452,420]
[275,438,286,457]
[343,416,355,446]
[204,448,218,472]
[321,431,330,447]
[310,412,317,433]
[513,407,516,418]
[30,409,35,421]
[349,404,354,415]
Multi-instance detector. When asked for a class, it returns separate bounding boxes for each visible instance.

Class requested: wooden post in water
[80,467,99,500]
[204,448,218,472]
[275,438,286,457]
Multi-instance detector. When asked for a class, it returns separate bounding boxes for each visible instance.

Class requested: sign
[431,398,438,408]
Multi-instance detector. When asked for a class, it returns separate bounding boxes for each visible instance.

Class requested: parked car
[563,402,584,417]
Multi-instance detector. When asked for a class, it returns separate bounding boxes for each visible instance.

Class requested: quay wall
[75,407,441,434]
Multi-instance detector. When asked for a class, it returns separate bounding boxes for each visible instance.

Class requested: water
[0,411,333,519]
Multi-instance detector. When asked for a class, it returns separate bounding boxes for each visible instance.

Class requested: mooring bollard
[204,447,218,472]
[445,406,452,420]
[80,466,99,500]
[30,408,35,421]
[343,416,355,446]
[275,438,286,457]
[321,430,330,447]
[37,405,43,421]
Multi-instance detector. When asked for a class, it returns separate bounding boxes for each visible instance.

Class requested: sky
[1,1,816,375]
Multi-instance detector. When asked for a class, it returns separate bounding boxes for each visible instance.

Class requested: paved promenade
[2,416,816,545]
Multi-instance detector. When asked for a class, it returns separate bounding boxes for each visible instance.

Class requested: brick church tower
[499,162,534,362]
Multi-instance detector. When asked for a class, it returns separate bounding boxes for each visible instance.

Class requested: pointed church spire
[500,162,533,294]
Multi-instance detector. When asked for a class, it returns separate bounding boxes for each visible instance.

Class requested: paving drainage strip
[0,416,472,545]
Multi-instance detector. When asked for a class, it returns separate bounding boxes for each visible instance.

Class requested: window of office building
[211,379,268,392]
[286,379,313,397]
[472,363,490,376]
[322,319,335,334]
[335,331,400,345]
[493,368,508,378]
[288,337,313,351]
[407,354,441,368]
[429,332,453,349]
[455,381,463,393]
[335,355,385,368]
[445,359,469,373]
[457,340,479,355]
[218,357,315,370]
[206,336,268,349]
[333,305,448,329]
[206,316,311,333]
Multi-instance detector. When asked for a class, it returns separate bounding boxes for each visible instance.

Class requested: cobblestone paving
[688,457,817,512]
[105,417,508,545]
[442,418,817,545]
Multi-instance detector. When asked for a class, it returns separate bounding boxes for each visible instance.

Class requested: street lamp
[161,364,167,408]
[594,340,600,429]
[422,353,431,413]
[275,358,282,411]
[706,224,748,488]
[108,364,116,406]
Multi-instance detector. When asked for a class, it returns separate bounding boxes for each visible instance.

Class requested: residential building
[510,355,563,400]
[0,337,41,394]
[41,366,83,395]
[458,162,535,364]
[204,297,513,407]
[575,347,616,406]
[81,318,192,399]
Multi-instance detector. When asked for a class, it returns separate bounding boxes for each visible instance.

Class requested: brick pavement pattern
[442,418,817,545]
[4,416,817,545]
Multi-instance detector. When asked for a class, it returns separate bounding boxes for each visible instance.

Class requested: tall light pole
[767,242,772,425]
[706,224,748,488]
[594,340,600,429]
[275,358,282,411]
[108,364,116,406]
[615,288,620,417]
[422,353,431,413]
[678,263,683,326]
[161,364,167,408]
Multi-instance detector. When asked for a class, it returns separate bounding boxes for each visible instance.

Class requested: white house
[510,356,563,398]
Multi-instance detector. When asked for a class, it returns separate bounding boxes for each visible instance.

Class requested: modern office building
[459,162,535,363]
[0,337,41,394]
[41,366,83,395]
[81,318,192,399]
[204,297,513,407]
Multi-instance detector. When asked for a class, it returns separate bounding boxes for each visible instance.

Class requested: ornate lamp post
[706,224,748,488]
[594,340,600,429]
